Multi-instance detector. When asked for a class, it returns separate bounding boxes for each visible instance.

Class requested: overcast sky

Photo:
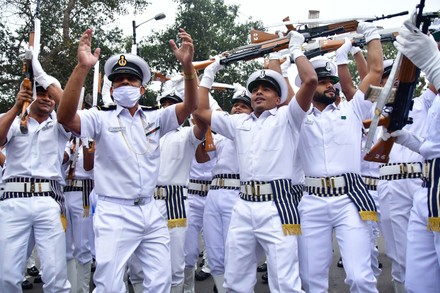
[118,0,438,41]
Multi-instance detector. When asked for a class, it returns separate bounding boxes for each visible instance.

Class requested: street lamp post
[132,12,166,55]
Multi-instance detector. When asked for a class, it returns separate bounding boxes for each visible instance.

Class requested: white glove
[199,56,224,89]
[334,38,352,65]
[394,20,440,91]
[32,57,59,90]
[288,31,305,61]
[390,128,423,153]
[81,137,90,148]
[380,127,391,141]
[233,82,246,93]
[280,57,291,77]
[357,22,380,43]
[350,46,362,56]
[269,52,281,60]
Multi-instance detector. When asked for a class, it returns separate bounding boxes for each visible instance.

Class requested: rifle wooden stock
[153,72,170,83]
[204,127,216,152]
[193,59,215,71]
[283,16,296,32]
[364,137,395,163]
[363,57,419,163]
[362,115,390,129]
[20,32,35,134]
[19,79,32,134]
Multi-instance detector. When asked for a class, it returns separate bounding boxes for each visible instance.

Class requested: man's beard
[313,90,337,106]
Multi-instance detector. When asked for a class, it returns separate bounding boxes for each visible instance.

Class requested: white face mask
[112,86,141,108]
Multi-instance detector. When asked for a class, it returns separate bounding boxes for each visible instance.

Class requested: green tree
[138,0,265,111]
[0,0,149,112]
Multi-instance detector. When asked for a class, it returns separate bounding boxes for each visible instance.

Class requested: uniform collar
[250,107,278,119]
[115,103,145,118]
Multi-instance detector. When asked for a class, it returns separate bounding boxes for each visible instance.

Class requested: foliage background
[0,0,424,114]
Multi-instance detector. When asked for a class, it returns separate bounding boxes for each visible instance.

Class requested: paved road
[25,235,392,292]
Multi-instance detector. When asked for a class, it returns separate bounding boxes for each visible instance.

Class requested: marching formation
[0,6,440,293]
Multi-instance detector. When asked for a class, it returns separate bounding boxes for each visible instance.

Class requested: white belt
[211,178,240,188]
[65,179,83,188]
[5,182,52,193]
[154,187,166,197]
[98,195,151,206]
[379,163,422,177]
[188,182,210,192]
[423,162,430,178]
[362,176,378,187]
[240,183,272,196]
[305,176,346,189]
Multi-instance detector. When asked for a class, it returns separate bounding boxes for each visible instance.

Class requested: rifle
[363,1,436,163]
[192,31,398,71]
[262,11,409,42]
[20,0,41,134]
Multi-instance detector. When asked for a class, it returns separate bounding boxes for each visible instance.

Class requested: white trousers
[405,187,440,293]
[0,197,70,293]
[203,188,240,276]
[184,195,206,268]
[378,178,422,283]
[298,193,378,293]
[224,200,303,293]
[65,190,93,264]
[128,199,189,288]
[92,198,171,293]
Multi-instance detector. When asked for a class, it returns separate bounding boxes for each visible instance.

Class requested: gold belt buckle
[219,178,225,187]
[400,164,408,174]
[324,177,331,188]
[30,182,35,193]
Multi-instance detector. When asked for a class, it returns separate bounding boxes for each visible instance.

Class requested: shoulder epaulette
[96,104,117,111]
[140,105,160,111]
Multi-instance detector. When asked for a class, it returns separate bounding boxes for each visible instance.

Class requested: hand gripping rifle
[20,0,41,134]
[363,2,438,163]
[192,11,406,71]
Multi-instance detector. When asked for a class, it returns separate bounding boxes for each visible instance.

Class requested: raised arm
[170,28,198,125]
[32,56,63,105]
[194,57,224,126]
[0,84,33,146]
[57,29,100,134]
[334,38,357,100]
[267,51,295,106]
[357,22,384,94]
[288,31,318,111]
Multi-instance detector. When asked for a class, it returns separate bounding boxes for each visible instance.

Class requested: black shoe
[337,257,343,268]
[34,275,43,284]
[257,263,267,272]
[195,270,211,281]
[22,280,33,290]
[213,284,218,293]
[27,266,39,277]
[261,272,268,284]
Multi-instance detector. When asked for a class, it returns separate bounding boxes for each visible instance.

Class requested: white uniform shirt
[3,114,70,182]
[208,134,240,176]
[64,139,94,180]
[211,98,306,182]
[157,126,200,186]
[389,89,437,163]
[420,93,440,159]
[189,158,215,181]
[299,90,372,177]
[78,104,178,199]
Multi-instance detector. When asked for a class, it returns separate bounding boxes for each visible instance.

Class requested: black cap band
[248,76,281,97]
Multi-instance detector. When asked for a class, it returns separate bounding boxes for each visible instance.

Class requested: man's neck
[29,112,51,124]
